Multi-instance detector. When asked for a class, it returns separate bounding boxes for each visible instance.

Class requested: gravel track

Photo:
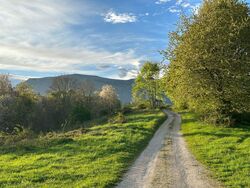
[116,110,221,188]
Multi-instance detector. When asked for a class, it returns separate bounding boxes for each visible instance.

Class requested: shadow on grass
[181,118,197,124]
[182,127,250,144]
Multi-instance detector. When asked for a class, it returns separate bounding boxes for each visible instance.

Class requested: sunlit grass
[0,110,166,188]
[181,112,250,188]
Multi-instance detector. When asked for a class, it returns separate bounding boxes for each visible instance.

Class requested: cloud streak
[0,44,143,77]
[155,0,171,4]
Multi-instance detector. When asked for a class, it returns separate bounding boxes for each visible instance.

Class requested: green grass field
[0,110,166,188]
[181,113,250,188]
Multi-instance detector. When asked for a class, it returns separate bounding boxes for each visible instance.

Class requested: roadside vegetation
[163,0,250,126]
[163,0,250,187]
[0,110,166,187]
[181,112,250,187]
[0,74,120,133]
[132,61,168,109]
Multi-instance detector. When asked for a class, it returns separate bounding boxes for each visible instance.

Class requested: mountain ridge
[26,74,135,104]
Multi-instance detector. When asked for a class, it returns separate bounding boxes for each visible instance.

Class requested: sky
[0,0,247,82]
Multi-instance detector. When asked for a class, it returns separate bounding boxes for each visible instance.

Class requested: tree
[50,76,78,98]
[164,0,250,124]
[0,75,16,132]
[0,95,17,133]
[14,82,38,129]
[132,62,161,108]
[76,80,95,105]
[99,85,120,114]
[0,74,12,96]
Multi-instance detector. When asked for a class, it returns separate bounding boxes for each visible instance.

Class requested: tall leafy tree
[132,62,161,108]
[164,0,250,124]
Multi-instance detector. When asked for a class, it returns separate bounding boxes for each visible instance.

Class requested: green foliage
[181,112,250,187]
[109,112,126,124]
[70,104,91,123]
[0,81,38,133]
[0,110,166,188]
[136,102,149,110]
[0,75,122,134]
[121,105,133,114]
[0,74,12,96]
[164,0,250,125]
[132,62,163,109]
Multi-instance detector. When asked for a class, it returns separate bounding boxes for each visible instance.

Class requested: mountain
[25,74,134,104]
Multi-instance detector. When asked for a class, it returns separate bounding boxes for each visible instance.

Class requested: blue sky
[0,0,248,82]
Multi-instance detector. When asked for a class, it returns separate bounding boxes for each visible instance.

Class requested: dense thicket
[0,75,120,133]
[164,0,250,125]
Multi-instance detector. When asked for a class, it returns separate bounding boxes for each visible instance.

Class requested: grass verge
[0,110,166,188]
[181,112,250,188]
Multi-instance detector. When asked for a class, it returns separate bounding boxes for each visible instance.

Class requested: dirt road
[116,110,220,188]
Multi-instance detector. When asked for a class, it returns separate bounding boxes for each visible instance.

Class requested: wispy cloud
[167,1,200,14]
[0,44,143,76]
[155,0,171,4]
[181,2,191,8]
[0,0,89,44]
[104,10,137,24]
[0,1,145,79]
[168,6,181,13]
[10,74,33,81]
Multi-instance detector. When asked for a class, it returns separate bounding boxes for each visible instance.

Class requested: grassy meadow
[0,110,166,188]
[181,113,250,188]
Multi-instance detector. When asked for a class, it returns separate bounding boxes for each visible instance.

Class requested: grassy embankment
[0,110,166,188]
[181,113,250,188]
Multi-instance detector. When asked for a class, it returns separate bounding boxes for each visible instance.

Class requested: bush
[70,104,91,123]
[0,128,35,146]
[121,105,133,114]
[232,112,250,125]
[137,103,148,110]
[0,76,123,134]
[109,112,126,124]
[0,95,18,133]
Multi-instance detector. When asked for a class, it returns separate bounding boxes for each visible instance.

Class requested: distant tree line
[0,74,120,133]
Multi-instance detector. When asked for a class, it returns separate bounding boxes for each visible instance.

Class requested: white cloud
[176,0,183,5]
[192,3,201,14]
[0,44,144,78]
[168,1,200,14]
[175,0,200,12]
[168,7,181,13]
[0,0,87,44]
[0,1,143,79]
[104,10,137,24]
[181,2,191,8]
[155,0,171,4]
[10,74,32,81]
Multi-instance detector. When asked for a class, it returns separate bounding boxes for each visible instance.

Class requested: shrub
[121,105,133,114]
[70,104,91,123]
[109,112,126,124]
[137,103,148,110]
